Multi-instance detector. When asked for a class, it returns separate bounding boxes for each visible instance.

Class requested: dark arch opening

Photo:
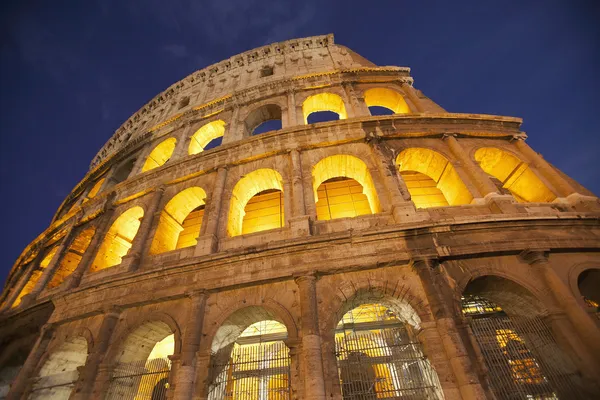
[112,158,137,185]
[578,268,600,306]
[307,110,339,124]
[368,105,395,116]
[245,104,282,136]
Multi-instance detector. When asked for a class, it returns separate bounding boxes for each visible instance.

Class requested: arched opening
[462,275,591,399]
[111,158,137,186]
[84,178,105,202]
[335,302,442,399]
[46,227,96,289]
[29,336,88,400]
[90,206,144,272]
[141,138,177,173]
[107,321,175,400]
[150,187,206,254]
[313,155,381,220]
[12,246,59,308]
[208,306,291,399]
[189,120,226,155]
[0,341,33,398]
[244,104,283,135]
[397,148,473,207]
[302,93,348,124]
[364,88,410,115]
[228,169,284,237]
[474,147,556,203]
[577,268,600,316]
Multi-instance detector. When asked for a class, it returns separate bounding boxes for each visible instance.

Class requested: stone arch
[474,147,556,202]
[364,87,410,114]
[227,168,285,237]
[312,154,382,219]
[90,206,144,272]
[244,103,283,135]
[189,120,225,155]
[111,157,137,186]
[150,187,207,254]
[568,263,600,307]
[302,92,348,124]
[397,147,473,207]
[83,178,105,202]
[46,227,96,289]
[12,246,59,308]
[141,137,177,173]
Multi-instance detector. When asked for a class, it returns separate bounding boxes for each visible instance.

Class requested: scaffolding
[106,357,171,400]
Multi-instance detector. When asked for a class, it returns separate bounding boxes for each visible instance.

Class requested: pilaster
[195,167,227,256]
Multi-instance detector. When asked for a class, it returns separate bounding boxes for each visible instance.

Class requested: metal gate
[335,326,443,399]
[208,340,290,400]
[464,296,588,399]
[28,370,78,399]
[105,357,171,400]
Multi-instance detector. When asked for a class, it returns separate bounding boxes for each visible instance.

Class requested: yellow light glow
[147,334,175,360]
[401,171,449,208]
[474,147,556,203]
[495,329,545,385]
[86,178,105,201]
[228,169,284,237]
[12,247,59,308]
[141,138,177,173]
[241,189,284,235]
[90,206,144,272]
[302,92,348,124]
[188,120,225,155]
[150,187,206,254]
[364,88,410,114]
[397,148,473,207]
[46,227,95,289]
[316,177,372,220]
[312,155,381,219]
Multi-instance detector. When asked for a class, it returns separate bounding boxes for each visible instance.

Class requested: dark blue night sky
[1,0,598,283]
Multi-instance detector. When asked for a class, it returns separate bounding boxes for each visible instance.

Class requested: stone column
[7,323,55,400]
[412,259,487,400]
[121,186,166,271]
[342,82,370,117]
[294,273,326,400]
[72,307,121,399]
[285,339,302,399]
[195,167,228,256]
[399,82,425,113]
[192,349,212,400]
[171,123,194,160]
[222,106,242,144]
[174,290,208,400]
[288,149,310,237]
[285,89,298,128]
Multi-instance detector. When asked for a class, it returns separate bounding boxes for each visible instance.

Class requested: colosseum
[1,34,599,400]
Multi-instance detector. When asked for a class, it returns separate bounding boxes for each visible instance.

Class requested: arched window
[12,246,58,308]
[397,148,473,208]
[150,187,206,254]
[312,155,381,220]
[46,227,96,289]
[474,147,556,203]
[28,337,88,399]
[335,303,443,399]
[577,268,600,315]
[141,138,177,173]
[107,322,175,399]
[244,104,283,135]
[228,169,284,237]
[85,178,105,201]
[302,93,348,124]
[208,307,291,399]
[364,87,410,115]
[111,158,137,186]
[90,206,144,272]
[189,120,226,155]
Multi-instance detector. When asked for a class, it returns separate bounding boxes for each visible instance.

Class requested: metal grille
[28,370,78,398]
[105,357,171,400]
[208,340,290,400]
[335,326,443,399]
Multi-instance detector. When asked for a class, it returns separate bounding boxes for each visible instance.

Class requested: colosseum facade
[1,34,599,400]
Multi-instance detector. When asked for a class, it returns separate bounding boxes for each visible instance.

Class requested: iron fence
[105,357,171,400]
[28,370,78,399]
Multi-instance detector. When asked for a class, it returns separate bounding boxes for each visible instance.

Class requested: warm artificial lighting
[46,227,96,289]
[364,87,410,114]
[316,177,372,220]
[12,247,59,307]
[188,120,225,155]
[302,92,347,124]
[141,138,177,173]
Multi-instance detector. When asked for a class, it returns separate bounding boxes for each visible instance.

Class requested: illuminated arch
[474,147,556,203]
[141,137,177,173]
[244,104,282,135]
[364,87,410,114]
[12,246,59,308]
[312,154,381,219]
[90,206,144,272]
[150,187,207,254]
[85,178,105,201]
[397,148,473,207]
[302,92,348,124]
[228,169,284,237]
[189,120,225,155]
[46,227,96,289]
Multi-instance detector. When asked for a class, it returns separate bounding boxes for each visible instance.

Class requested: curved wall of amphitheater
[1,34,600,400]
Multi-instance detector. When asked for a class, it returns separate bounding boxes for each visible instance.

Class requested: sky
[0,0,599,284]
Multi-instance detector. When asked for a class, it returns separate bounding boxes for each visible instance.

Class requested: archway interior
[111,158,137,186]
[85,178,106,201]
[228,169,284,237]
[397,148,473,207]
[29,336,88,400]
[245,104,282,135]
[364,88,410,115]
[474,147,556,203]
[462,276,587,399]
[335,303,442,399]
[577,268,600,310]
[0,342,33,398]
[302,92,347,124]
[209,306,290,400]
[12,246,59,308]
[141,138,177,173]
[189,120,226,155]
[90,206,144,272]
[46,227,96,289]
[312,154,381,220]
[150,187,206,254]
